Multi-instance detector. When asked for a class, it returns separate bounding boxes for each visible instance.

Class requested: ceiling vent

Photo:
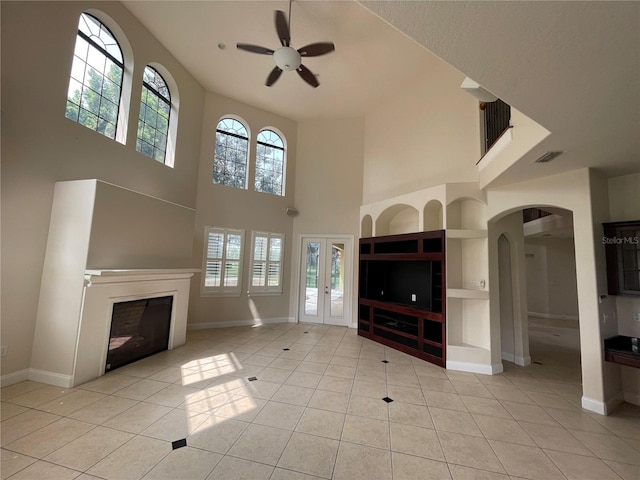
[535,151,563,163]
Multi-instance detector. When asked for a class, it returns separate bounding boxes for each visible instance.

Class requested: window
[137,66,171,164]
[255,130,285,196]
[249,232,284,294]
[65,13,123,140]
[213,118,249,189]
[202,227,244,296]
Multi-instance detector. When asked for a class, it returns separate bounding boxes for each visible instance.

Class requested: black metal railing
[483,99,511,152]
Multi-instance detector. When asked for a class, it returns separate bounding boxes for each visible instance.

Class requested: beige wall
[188,92,298,327]
[88,182,194,269]
[524,237,579,319]
[1,1,204,377]
[290,118,365,326]
[362,63,479,204]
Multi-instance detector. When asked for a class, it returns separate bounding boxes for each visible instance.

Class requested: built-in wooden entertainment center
[358,230,446,366]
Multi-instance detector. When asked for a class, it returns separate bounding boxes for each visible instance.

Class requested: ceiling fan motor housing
[274,46,301,71]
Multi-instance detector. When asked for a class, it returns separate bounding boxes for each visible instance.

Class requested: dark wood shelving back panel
[358,230,446,367]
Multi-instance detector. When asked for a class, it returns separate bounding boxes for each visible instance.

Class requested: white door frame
[295,234,353,327]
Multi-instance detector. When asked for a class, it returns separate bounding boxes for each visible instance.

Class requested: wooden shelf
[359,231,446,367]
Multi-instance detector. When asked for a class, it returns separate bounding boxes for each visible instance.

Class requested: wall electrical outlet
[411,294,417,302]
[0,346,7,357]
[634,312,640,322]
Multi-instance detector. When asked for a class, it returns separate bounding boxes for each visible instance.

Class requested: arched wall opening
[486,175,609,414]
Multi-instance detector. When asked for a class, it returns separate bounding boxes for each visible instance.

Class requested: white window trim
[201,227,245,297]
[248,231,284,295]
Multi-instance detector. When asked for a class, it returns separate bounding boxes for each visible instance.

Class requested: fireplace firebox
[106,295,173,371]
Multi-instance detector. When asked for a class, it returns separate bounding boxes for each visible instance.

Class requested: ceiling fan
[236,2,335,88]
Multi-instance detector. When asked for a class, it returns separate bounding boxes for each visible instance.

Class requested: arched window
[136,66,171,164]
[213,118,249,189]
[255,129,285,196]
[65,13,124,140]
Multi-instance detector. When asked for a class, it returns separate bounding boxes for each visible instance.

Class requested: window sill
[200,291,241,298]
[247,291,283,297]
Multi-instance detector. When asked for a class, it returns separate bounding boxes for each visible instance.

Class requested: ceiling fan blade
[266,66,283,86]
[275,10,290,47]
[236,43,274,55]
[296,64,319,88]
[298,42,335,57]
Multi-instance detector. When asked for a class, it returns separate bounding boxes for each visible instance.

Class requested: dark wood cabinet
[603,221,640,296]
[358,231,446,367]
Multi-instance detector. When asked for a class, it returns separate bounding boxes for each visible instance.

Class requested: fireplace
[30,268,197,387]
[106,295,173,371]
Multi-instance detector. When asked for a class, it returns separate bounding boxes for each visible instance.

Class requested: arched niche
[361,215,373,238]
[376,204,419,236]
[447,197,487,230]
[423,200,443,231]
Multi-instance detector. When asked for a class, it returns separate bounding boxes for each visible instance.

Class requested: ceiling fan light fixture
[274,46,301,71]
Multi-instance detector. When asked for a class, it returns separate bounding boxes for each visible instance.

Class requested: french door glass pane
[305,242,320,315]
[330,244,344,317]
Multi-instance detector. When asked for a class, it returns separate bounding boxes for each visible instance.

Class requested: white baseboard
[502,352,531,366]
[187,317,291,330]
[2,368,75,388]
[580,394,625,416]
[1,369,29,387]
[528,311,579,321]
[581,396,606,414]
[28,369,74,388]
[623,391,640,406]
[446,360,503,375]
[501,352,515,363]
[518,355,532,366]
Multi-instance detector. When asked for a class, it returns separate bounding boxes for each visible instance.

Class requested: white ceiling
[122,0,640,184]
[122,0,442,120]
[360,1,640,185]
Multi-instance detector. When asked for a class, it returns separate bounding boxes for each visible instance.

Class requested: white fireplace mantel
[31,268,199,388]
[72,268,199,386]
[85,269,200,285]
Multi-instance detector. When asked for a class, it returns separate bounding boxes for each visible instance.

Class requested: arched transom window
[65,13,123,139]
[213,118,249,189]
[136,66,171,164]
[255,129,285,196]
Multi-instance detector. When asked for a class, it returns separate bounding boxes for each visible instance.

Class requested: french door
[298,236,352,326]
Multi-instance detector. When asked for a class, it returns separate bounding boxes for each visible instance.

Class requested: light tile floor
[1,321,639,479]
